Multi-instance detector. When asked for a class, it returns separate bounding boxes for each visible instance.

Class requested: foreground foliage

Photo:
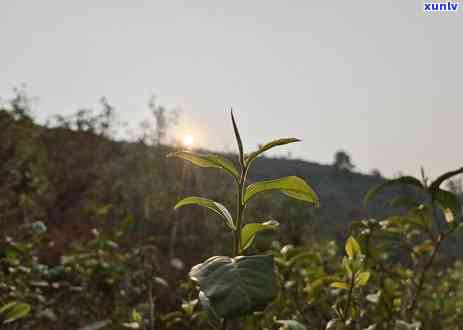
[1,99,463,329]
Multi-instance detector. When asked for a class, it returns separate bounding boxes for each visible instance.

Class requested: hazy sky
[1,1,462,179]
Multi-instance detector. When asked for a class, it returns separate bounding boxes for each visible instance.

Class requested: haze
[1,1,461,179]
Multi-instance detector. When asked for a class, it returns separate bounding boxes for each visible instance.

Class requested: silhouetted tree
[333,150,355,172]
[370,168,382,178]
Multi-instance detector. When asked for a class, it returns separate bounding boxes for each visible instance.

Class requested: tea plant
[326,236,370,329]
[168,111,320,329]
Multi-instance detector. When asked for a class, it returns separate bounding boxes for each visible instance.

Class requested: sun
[182,135,194,149]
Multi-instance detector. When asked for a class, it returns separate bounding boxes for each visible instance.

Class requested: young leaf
[167,151,239,181]
[240,220,279,251]
[429,167,463,192]
[245,138,300,166]
[364,176,424,208]
[174,197,235,230]
[355,271,370,287]
[345,236,361,259]
[0,302,17,314]
[330,282,349,290]
[230,110,244,166]
[2,302,31,324]
[244,176,319,206]
[433,189,460,223]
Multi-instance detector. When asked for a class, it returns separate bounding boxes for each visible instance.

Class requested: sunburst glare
[182,135,194,149]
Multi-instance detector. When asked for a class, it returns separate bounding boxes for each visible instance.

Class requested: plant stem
[233,165,248,256]
[343,271,356,323]
[407,233,441,318]
[407,198,456,319]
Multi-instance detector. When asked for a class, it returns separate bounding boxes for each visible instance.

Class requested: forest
[1,90,463,330]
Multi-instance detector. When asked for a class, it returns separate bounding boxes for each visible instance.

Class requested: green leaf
[394,320,421,330]
[390,196,420,210]
[231,110,244,165]
[240,220,279,251]
[167,151,239,181]
[429,167,463,192]
[244,176,319,206]
[131,310,142,322]
[433,189,461,223]
[0,302,17,314]
[330,282,349,289]
[326,319,344,330]
[174,197,235,230]
[364,176,424,208]
[276,319,307,330]
[355,271,370,287]
[345,236,361,259]
[1,302,31,324]
[189,255,277,318]
[245,138,300,165]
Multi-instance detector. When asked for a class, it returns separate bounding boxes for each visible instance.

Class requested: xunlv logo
[424,1,459,11]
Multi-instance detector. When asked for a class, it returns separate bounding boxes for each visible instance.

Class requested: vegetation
[1,92,463,329]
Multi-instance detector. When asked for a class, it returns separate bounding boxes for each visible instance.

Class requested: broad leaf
[244,176,319,206]
[433,189,461,223]
[390,196,420,210]
[240,220,279,251]
[345,236,361,259]
[1,302,31,324]
[429,167,463,192]
[189,255,277,318]
[174,197,235,230]
[246,138,300,165]
[167,151,239,181]
[231,110,244,165]
[364,176,424,208]
[198,291,220,323]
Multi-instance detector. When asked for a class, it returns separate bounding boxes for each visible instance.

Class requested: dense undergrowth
[1,94,463,329]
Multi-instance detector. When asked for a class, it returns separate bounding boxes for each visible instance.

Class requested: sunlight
[182,134,194,149]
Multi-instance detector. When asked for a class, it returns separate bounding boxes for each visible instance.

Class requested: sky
[1,1,462,179]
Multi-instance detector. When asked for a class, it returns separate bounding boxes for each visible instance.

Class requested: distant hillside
[3,106,454,261]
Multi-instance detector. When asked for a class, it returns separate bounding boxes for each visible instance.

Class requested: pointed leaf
[330,282,349,289]
[244,176,319,206]
[364,176,424,208]
[355,271,370,287]
[240,220,279,251]
[345,236,361,259]
[429,167,463,192]
[174,197,235,230]
[189,255,277,318]
[434,189,461,223]
[167,151,239,181]
[231,110,244,165]
[0,302,16,314]
[2,302,30,324]
[246,138,300,165]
